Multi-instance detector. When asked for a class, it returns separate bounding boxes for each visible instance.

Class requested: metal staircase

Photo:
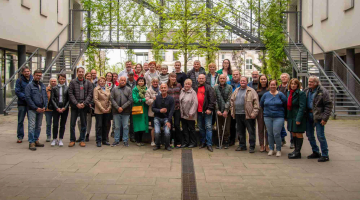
[284,29,360,117]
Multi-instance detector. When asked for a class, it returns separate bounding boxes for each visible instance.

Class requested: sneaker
[111,141,120,147]
[124,142,129,147]
[79,142,86,147]
[17,138,23,143]
[276,151,281,157]
[307,152,321,159]
[268,150,274,156]
[137,143,141,146]
[58,139,63,147]
[35,141,45,147]
[151,142,156,147]
[29,143,36,151]
[68,142,75,147]
[249,148,255,153]
[318,156,329,162]
[46,135,51,142]
[51,139,57,147]
[166,146,172,151]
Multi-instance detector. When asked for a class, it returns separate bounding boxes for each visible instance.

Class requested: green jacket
[216,69,232,82]
[286,89,306,133]
[132,86,149,133]
[214,84,233,112]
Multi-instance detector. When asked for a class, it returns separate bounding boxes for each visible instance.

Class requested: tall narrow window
[320,0,328,22]
[40,0,48,17]
[246,59,253,70]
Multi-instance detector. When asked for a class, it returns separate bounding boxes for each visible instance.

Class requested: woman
[93,77,112,147]
[179,79,198,148]
[257,75,269,152]
[145,77,160,146]
[132,77,149,146]
[45,78,57,142]
[205,63,218,88]
[112,73,119,86]
[216,59,232,83]
[134,63,144,81]
[156,64,162,73]
[50,74,69,147]
[105,72,114,90]
[287,78,306,159]
[260,80,287,157]
[77,72,94,142]
[167,73,182,148]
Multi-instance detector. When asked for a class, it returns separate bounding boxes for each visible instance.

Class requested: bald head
[160,83,168,95]
[198,74,206,85]
[219,74,227,85]
[49,78,57,87]
[119,76,127,87]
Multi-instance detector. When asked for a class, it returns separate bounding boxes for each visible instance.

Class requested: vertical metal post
[87,10,91,41]
[250,0,253,35]
[0,50,4,115]
[258,0,260,38]
[117,0,120,43]
[299,0,302,43]
[71,9,74,41]
[109,2,112,43]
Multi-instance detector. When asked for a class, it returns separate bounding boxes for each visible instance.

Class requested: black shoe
[216,145,221,149]
[102,142,110,146]
[307,152,321,159]
[76,138,81,143]
[85,134,89,142]
[249,148,255,153]
[97,142,101,147]
[111,141,120,147]
[207,145,213,152]
[187,144,195,148]
[123,142,129,147]
[175,145,181,149]
[288,150,296,156]
[318,156,329,162]
[153,146,161,151]
[199,143,206,149]
[130,138,136,143]
[224,143,229,149]
[165,146,172,151]
[180,144,188,148]
[288,152,301,159]
[235,146,247,151]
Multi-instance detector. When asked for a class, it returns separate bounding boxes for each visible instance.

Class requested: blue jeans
[306,113,329,156]
[264,117,284,151]
[45,111,53,137]
[114,114,130,142]
[154,117,171,147]
[17,106,28,139]
[27,110,44,143]
[197,112,213,146]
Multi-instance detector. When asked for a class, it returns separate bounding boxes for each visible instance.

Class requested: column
[324,52,332,71]
[346,48,356,115]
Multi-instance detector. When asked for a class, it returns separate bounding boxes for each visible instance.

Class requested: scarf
[287,89,295,110]
[152,86,160,95]
[137,85,147,99]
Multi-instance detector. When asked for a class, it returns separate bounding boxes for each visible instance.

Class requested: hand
[166,122,171,129]
[76,104,82,109]
[320,120,327,126]
[223,111,228,118]
[160,108,167,113]
[80,103,85,109]
[61,108,66,112]
[296,121,301,125]
[205,110,212,115]
[118,107,123,113]
[217,111,222,116]
[36,108,43,113]
[145,97,150,101]
[57,108,62,113]
[250,113,256,119]
[153,96,156,100]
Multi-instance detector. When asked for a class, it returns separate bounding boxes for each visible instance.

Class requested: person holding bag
[132,77,149,146]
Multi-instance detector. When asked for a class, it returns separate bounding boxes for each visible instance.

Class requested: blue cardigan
[260,91,287,118]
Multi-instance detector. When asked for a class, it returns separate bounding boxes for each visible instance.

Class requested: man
[15,66,33,143]
[68,67,93,147]
[278,73,291,147]
[196,74,216,152]
[174,61,187,87]
[304,76,332,162]
[118,61,134,79]
[143,62,149,72]
[111,76,133,147]
[144,61,159,88]
[152,83,175,151]
[125,71,137,142]
[44,78,57,142]
[25,69,47,151]
[214,74,233,149]
[159,65,169,84]
[187,60,206,90]
[91,69,98,86]
[247,70,259,90]
[228,69,241,146]
[230,76,259,153]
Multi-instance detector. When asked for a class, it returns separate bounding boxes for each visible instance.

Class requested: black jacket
[15,74,33,106]
[68,78,93,108]
[205,72,219,86]
[175,72,187,87]
[152,94,175,122]
[50,85,70,110]
[195,83,216,113]
[187,67,206,90]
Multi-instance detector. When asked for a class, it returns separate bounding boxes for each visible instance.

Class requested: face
[149,64,155,72]
[170,76,176,83]
[240,77,247,88]
[112,74,118,82]
[160,84,168,94]
[184,82,191,90]
[161,67,168,75]
[85,74,92,81]
[193,62,200,70]
[143,63,149,71]
[58,76,66,85]
[198,74,206,85]
[91,70,97,79]
[98,79,105,87]
[22,68,30,78]
[77,68,85,79]
[128,74,134,81]
[308,78,317,89]
[260,76,267,87]
[50,79,57,87]
[209,65,216,73]
[136,65,142,73]
[106,73,112,82]
[232,71,240,82]
[252,71,259,81]
[33,73,42,82]
[152,80,159,88]
[126,62,132,71]
[281,75,289,84]
[290,81,298,90]
[119,77,126,87]
[156,65,161,71]
[175,62,181,71]
[138,79,144,86]
[219,75,226,84]
[269,81,277,91]
[223,60,229,69]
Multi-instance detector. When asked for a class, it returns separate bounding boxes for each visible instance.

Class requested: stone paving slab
[0,114,360,199]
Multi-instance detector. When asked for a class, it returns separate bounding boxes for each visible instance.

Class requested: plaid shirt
[167,83,182,110]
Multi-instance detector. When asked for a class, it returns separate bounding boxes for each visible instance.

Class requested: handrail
[332,72,360,107]
[283,28,303,53]
[3,96,17,112]
[46,24,69,51]
[333,51,360,84]
[2,48,39,89]
[301,26,326,53]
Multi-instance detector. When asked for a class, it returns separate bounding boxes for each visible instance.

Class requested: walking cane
[220,117,227,148]
[216,113,222,149]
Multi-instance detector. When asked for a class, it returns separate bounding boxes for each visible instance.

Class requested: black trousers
[95,113,111,143]
[135,131,144,143]
[230,118,237,144]
[171,110,182,145]
[235,114,256,149]
[70,107,88,142]
[52,108,69,139]
[181,119,196,146]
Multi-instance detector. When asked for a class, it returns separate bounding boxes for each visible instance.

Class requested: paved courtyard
[0,113,360,200]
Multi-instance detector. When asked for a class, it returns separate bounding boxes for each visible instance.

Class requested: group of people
[15,59,332,162]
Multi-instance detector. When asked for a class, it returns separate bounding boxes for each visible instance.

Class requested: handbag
[132,106,143,115]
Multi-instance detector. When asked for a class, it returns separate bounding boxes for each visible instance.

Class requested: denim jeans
[114,114,130,142]
[306,113,329,156]
[154,117,171,147]
[45,111,53,137]
[264,117,284,151]
[17,106,28,139]
[197,112,213,146]
[27,110,44,143]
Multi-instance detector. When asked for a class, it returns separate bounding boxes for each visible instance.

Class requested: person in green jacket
[216,59,233,83]
[132,77,149,146]
[286,78,306,159]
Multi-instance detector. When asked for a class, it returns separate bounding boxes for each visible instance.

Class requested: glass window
[246,58,252,69]
[222,54,225,60]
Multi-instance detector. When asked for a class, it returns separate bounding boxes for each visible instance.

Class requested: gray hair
[194,60,201,65]
[240,76,248,82]
[48,78,57,87]
[151,77,159,83]
[308,76,321,85]
[161,65,168,69]
[281,73,290,79]
[184,78,192,85]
